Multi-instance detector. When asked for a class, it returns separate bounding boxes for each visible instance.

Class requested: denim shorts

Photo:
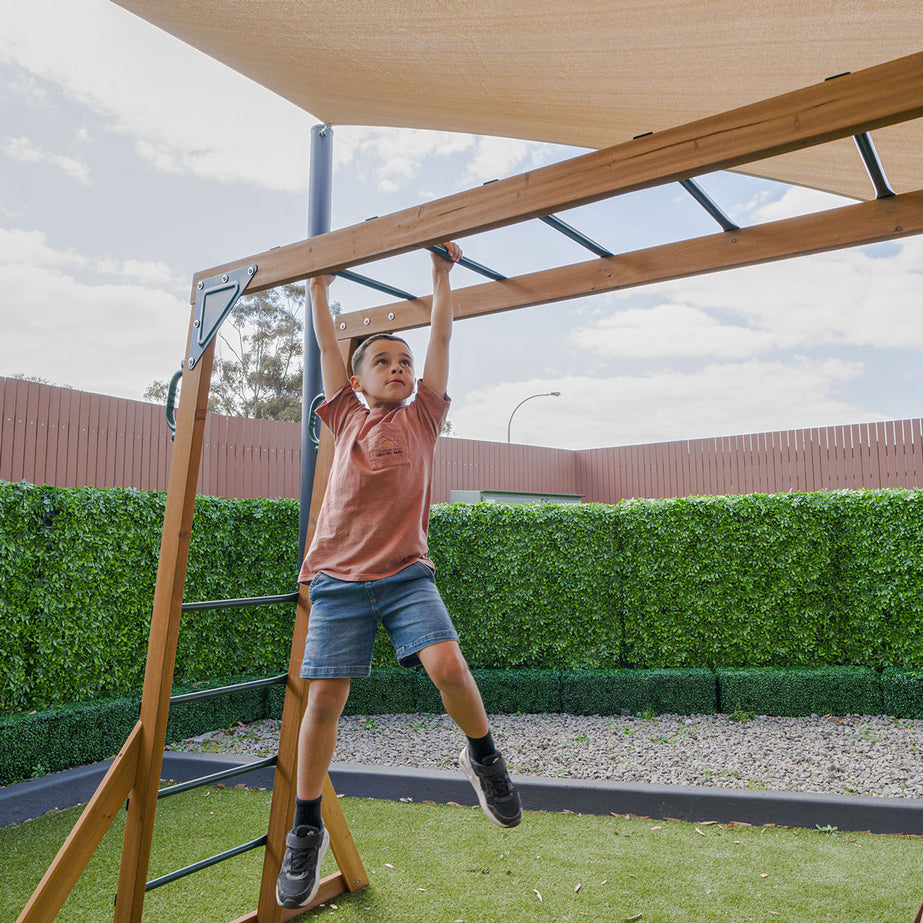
[299,561,460,679]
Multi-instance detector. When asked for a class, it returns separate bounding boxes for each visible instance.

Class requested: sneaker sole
[459,747,522,828]
[276,827,330,909]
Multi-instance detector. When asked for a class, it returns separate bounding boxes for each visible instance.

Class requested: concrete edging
[2,751,921,836]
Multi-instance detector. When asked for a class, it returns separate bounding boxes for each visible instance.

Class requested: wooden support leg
[113,341,217,922]
[253,338,368,922]
[17,725,142,923]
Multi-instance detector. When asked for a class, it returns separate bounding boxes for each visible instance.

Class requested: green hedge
[561,668,717,716]
[0,481,299,714]
[4,482,923,719]
[881,669,923,719]
[5,666,917,786]
[717,667,883,717]
[616,494,840,668]
[426,502,621,670]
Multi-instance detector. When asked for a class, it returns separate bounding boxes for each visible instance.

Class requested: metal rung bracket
[854,133,895,199]
[680,179,740,232]
[189,264,258,369]
[336,268,417,300]
[429,245,507,281]
[539,214,613,257]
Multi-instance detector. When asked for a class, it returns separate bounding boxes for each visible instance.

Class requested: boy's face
[350,339,415,409]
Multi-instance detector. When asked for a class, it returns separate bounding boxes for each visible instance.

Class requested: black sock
[294,795,323,831]
[467,731,498,764]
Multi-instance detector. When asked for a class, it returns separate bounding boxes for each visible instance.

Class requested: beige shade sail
[112,0,921,199]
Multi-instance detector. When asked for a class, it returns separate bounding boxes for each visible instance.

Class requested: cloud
[571,303,770,359]
[0,227,87,269]
[92,256,184,290]
[0,229,188,397]
[3,136,91,184]
[460,136,552,185]
[740,185,853,223]
[0,0,313,192]
[335,126,474,188]
[582,235,923,360]
[449,358,871,450]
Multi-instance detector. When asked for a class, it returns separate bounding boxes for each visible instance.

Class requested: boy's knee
[306,678,350,722]
[426,650,472,692]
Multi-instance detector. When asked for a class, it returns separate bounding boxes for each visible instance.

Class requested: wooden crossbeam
[191,52,923,297]
[332,189,923,338]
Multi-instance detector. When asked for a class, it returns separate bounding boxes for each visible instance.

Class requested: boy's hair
[351,334,412,376]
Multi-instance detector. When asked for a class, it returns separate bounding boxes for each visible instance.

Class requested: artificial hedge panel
[825,491,923,669]
[427,502,621,671]
[179,495,301,684]
[716,667,883,717]
[4,482,923,718]
[0,482,300,715]
[616,494,840,669]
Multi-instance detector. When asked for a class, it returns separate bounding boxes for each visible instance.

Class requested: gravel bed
[173,712,923,800]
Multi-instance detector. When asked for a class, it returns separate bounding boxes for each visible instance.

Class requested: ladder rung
[145,835,268,891]
[157,755,278,800]
[181,592,299,612]
[169,672,287,706]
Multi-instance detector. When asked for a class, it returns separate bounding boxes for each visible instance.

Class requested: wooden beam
[332,189,923,338]
[114,319,217,922]
[191,52,923,298]
[256,337,368,921]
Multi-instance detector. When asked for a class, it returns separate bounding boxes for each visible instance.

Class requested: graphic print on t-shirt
[367,422,410,470]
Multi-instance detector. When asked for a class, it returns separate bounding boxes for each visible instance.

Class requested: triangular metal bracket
[187,264,257,369]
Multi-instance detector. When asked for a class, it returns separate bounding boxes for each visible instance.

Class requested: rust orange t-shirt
[298,381,450,583]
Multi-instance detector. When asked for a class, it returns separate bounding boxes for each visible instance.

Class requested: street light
[506,391,561,443]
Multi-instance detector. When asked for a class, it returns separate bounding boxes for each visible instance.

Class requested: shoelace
[481,763,513,799]
[289,830,319,876]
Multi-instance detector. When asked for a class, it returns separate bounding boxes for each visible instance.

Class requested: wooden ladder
[18,311,368,923]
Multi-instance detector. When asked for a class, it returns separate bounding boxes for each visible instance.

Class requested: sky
[1,1,921,451]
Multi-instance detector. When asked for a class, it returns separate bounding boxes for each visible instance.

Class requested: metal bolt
[197,281,204,290]
[339,322,346,330]
[193,319,200,327]
[388,313,395,321]
[222,274,229,283]
[248,266,255,275]
[188,358,195,369]
[364,318,370,326]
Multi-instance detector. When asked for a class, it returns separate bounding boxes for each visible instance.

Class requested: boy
[277,243,522,910]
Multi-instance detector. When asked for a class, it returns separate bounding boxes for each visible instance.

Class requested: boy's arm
[308,274,350,399]
[421,242,461,397]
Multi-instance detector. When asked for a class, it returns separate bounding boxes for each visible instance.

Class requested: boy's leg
[416,640,489,737]
[297,677,351,800]
[277,676,350,909]
[417,641,522,828]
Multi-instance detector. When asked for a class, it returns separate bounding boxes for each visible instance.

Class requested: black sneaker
[459,747,523,828]
[276,824,329,909]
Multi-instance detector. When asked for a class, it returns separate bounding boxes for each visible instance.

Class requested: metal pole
[299,124,333,560]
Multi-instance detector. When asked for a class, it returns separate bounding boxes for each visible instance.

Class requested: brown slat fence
[2,376,921,502]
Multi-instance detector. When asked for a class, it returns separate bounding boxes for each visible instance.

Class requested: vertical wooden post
[113,333,217,921]
[252,338,368,922]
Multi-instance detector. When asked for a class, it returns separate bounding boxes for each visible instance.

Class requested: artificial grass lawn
[3,786,921,922]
